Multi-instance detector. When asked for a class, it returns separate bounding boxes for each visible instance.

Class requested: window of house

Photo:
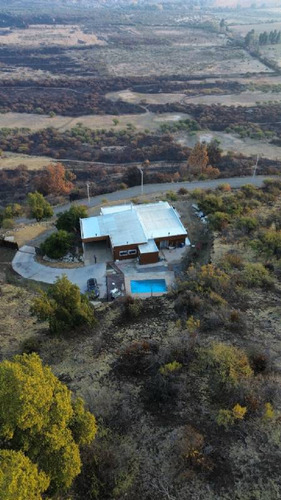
[128,249,137,255]
[119,250,128,256]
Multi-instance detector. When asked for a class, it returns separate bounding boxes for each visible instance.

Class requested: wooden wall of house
[139,252,159,265]
[113,243,139,261]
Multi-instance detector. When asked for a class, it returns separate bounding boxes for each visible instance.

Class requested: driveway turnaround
[12,246,107,296]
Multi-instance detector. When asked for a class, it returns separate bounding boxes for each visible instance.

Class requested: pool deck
[116,259,175,298]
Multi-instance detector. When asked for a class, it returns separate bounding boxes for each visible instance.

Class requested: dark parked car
[87,278,100,298]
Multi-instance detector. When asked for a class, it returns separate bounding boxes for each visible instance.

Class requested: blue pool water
[130,279,167,294]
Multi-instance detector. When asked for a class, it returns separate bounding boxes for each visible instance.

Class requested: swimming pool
[130,279,167,294]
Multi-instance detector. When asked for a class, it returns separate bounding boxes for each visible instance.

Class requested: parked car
[87,278,100,298]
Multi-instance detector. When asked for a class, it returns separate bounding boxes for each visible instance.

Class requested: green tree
[198,194,223,214]
[209,211,231,231]
[31,274,96,334]
[27,192,53,222]
[56,205,88,233]
[242,262,272,288]
[197,342,253,390]
[0,353,97,493]
[245,29,256,48]
[40,230,73,259]
[236,216,258,233]
[3,203,22,218]
[0,449,49,500]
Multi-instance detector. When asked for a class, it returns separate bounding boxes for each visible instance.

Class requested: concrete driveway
[12,246,107,297]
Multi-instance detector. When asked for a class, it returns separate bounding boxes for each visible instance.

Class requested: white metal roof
[80,201,187,247]
[138,239,159,254]
[136,202,187,239]
[81,209,147,247]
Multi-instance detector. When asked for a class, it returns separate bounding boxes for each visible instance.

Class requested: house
[80,201,189,265]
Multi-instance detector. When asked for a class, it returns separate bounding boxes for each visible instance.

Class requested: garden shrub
[196,342,253,390]
[241,262,273,288]
[40,230,73,259]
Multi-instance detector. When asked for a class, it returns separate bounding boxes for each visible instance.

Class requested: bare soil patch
[7,223,53,248]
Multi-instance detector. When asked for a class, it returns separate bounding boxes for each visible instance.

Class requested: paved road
[12,246,107,295]
[53,175,274,215]
[16,176,274,224]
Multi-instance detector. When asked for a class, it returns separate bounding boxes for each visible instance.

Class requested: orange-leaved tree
[187,142,209,175]
[36,163,76,196]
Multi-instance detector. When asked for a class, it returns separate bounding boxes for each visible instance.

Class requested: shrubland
[1,180,281,499]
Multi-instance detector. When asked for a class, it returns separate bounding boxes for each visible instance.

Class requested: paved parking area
[12,246,107,297]
[83,241,112,266]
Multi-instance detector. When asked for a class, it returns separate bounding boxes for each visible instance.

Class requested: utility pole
[137,167,144,195]
[86,182,90,204]
[252,155,259,180]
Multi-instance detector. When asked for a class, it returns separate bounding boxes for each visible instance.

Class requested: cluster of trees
[0,75,244,117]
[148,101,281,137]
[0,352,97,499]
[194,180,281,268]
[245,28,281,48]
[179,141,220,179]
[226,123,275,140]
[0,163,77,212]
[159,118,201,134]
[0,126,187,163]
[0,87,143,116]
[40,205,87,259]
[0,202,22,229]
[259,30,281,45]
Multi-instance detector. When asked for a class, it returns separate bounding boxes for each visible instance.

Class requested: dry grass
[8,223,52,247]
[0,283,46,360]
[0,153,52,170]
[0,110,190,132]
[0,25,106,48]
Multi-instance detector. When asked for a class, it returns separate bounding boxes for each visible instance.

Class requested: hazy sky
[214,0,280,6]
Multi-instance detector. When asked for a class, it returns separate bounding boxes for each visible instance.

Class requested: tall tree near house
[35,163,76,196]
[27,192,53,221]
[187,142,209,174]
[31,274,96,334]
[0,353,97,494]
[56,205,88,233]
[0,450,50,500]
